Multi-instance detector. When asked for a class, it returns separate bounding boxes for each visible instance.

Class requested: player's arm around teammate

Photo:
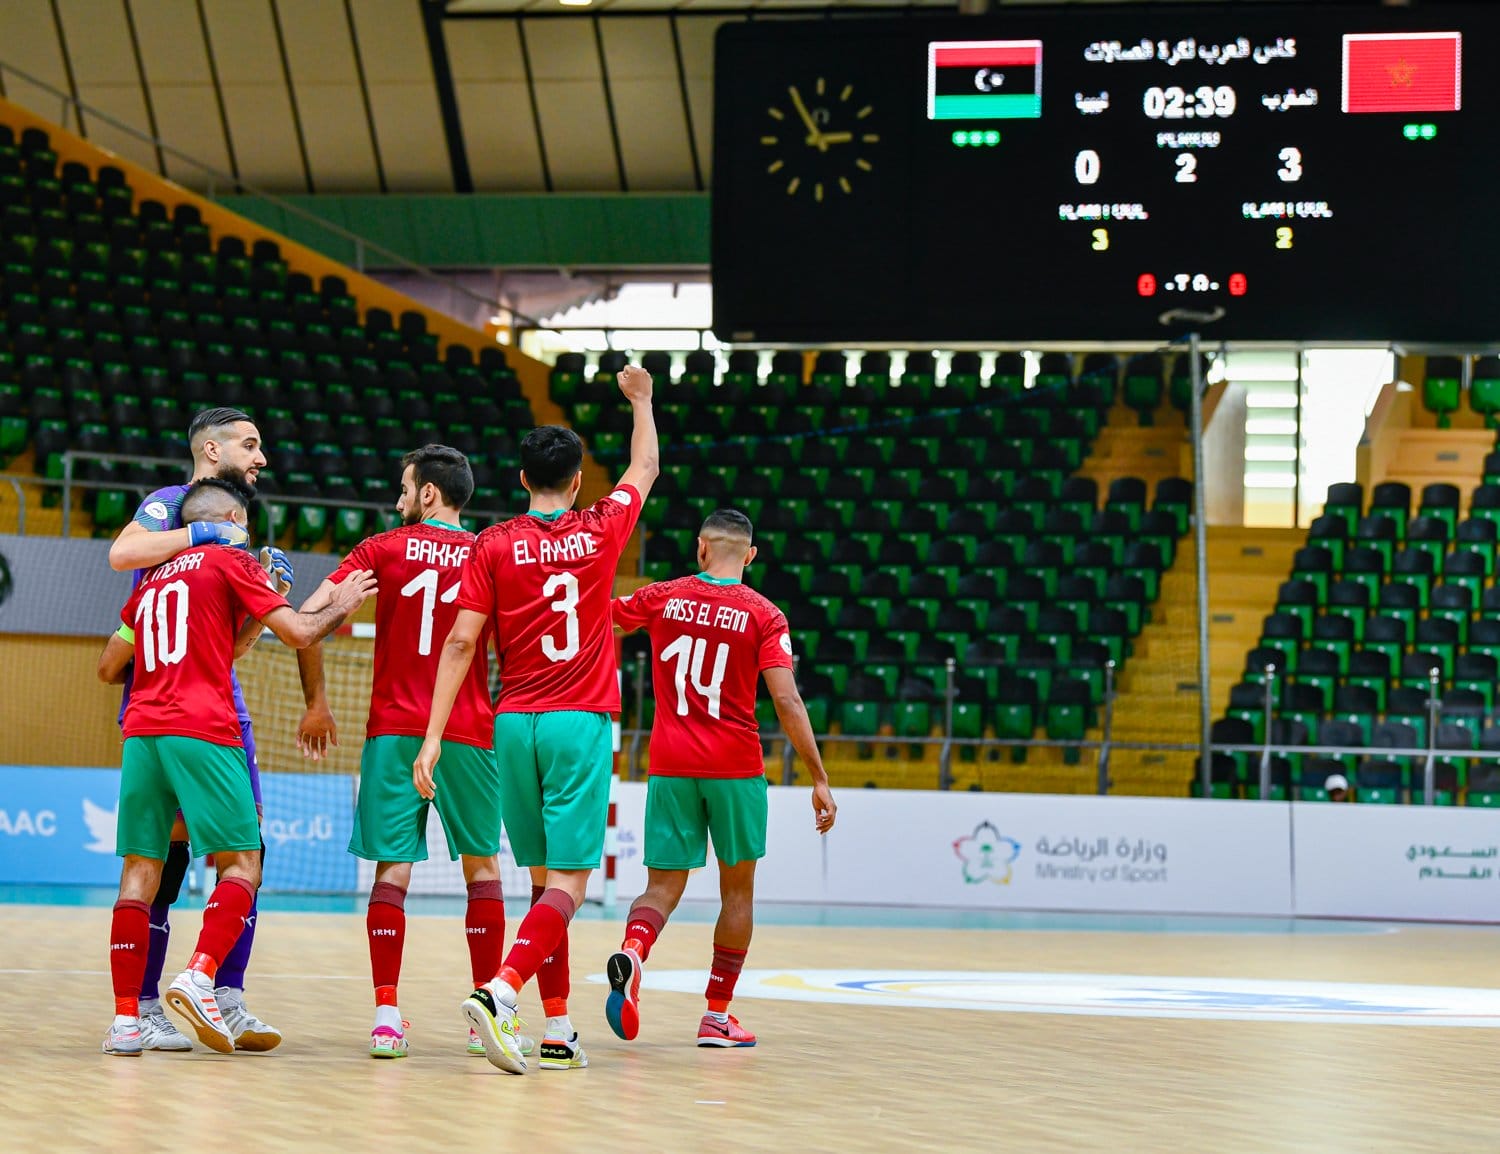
[99,479,375,1057]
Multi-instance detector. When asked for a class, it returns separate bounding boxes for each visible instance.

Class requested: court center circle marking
[588,970,1500,1028]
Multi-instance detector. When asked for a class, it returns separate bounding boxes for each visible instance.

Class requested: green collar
[527,508,568,522]
[695,572,741,586]
[423,517,464,531]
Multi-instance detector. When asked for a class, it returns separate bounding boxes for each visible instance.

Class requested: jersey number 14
[661,634,729,719]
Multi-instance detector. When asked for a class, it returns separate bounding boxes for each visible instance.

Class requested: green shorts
[494,711,613,870]
[644,774,768,870]
[118,735,261,859]
[349,735,501,863]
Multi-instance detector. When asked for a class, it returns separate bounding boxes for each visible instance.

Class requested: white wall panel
[447,18,543,191]
[350,0,449,191]
[0,0,73,122]
[674,14,729,186]
[55,0,159,171]
[600,18,694,189]
[130,0,231,187]
[277,0,378,191]
[525,20,617,191]
[201,0,306,189]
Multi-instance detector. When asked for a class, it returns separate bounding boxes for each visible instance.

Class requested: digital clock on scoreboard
[711,4,1496,342]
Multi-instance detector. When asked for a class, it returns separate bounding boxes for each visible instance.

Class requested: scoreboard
[711,3,1499,343]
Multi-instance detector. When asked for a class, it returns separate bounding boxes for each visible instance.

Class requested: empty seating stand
[549,349,1191,786]
[0,121,535,541]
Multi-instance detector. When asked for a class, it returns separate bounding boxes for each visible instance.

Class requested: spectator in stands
[1325,773,1351,803]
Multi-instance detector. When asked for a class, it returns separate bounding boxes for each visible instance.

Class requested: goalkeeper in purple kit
[106,406,290,1051]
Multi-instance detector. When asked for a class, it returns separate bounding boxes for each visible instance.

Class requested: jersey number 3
[661,635,729,719]
[542,572,581,662]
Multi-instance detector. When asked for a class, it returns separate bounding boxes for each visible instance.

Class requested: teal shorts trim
[494,711,613,870]
[349,735,501,863]
[117,735,260,859]
[643,774,768,870]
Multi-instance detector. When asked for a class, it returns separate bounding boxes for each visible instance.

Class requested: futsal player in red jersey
[294,445,516,1059]
[96,479,375,1055]
[605,508,836,1046]
[417,363,658,1074]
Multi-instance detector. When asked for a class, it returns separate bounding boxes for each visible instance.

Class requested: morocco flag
[1342,32,1461,114]
[928,41,1043,120]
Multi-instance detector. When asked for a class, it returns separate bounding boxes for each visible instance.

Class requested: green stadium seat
[1421,357,1462,428]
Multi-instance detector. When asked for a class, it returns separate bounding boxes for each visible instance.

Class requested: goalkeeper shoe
[696,1013,756,1048]
[605,946,643,1041]
[164,969,234,1054]
[138,998,193,1052]
[102,1015,143,1057]
[539,1031,589,1071]
[217,987,283,1052]
[461,982,527,1074]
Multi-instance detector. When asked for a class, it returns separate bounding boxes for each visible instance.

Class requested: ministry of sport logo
[953,820,1021,886]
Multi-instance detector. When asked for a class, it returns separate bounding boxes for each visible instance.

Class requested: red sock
[623,903,667,961]
[110,899,151,1017]
[706,943,748,1013]
[191,877,254,974]
[498,889,575,991]
[465,880,504,988]
[532,885,570,1013]
[367,882,407,996]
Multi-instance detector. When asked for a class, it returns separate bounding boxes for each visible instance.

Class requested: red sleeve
[119,583,144,631]
[587,483,643,552]
[757,605,795,672]
[220,549,292,621]
[612,582,659,633]
[456,529,500,615]
[328,536,379,585]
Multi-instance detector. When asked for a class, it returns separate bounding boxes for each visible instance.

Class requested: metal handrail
[0,475,24,534]
[0,58,545,331]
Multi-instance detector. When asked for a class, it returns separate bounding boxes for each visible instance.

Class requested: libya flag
[1342,32,1461,113]
[927,41,1043,120]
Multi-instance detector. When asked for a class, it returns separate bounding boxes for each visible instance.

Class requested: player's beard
[401,506,423,527]
[216,464,258,499]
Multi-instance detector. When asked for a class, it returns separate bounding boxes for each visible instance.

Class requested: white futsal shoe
[461,981,528,1074]
[469,1026,536,1056]
[138,998,193,1051]
[164,969,235,1054]
[102,1015,143,1057]
[217,987,283,1051]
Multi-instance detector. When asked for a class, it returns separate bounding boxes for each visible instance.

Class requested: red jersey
[612,574,793,778]
[329,520,492,749]
[119,546,288,746]
[458,485,641,714]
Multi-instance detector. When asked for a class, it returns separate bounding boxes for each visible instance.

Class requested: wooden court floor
[3,902,1500,1153]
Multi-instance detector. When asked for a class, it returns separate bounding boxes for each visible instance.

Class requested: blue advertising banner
[0,766,125,886]
[259,772,357,893]
[0,766,357,892]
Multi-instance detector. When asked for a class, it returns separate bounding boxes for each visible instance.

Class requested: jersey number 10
[134,580,190,672]
[661,634,729,719]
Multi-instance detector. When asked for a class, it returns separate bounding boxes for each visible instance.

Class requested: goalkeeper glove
[188,520,250,549]
[259,546,295,596]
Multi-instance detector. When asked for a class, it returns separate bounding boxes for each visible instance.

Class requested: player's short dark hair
[401,444,474,510]
[701,508,754,542]
[187,407,254,447]
[180,476,249,524]
[520,426,584,493]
